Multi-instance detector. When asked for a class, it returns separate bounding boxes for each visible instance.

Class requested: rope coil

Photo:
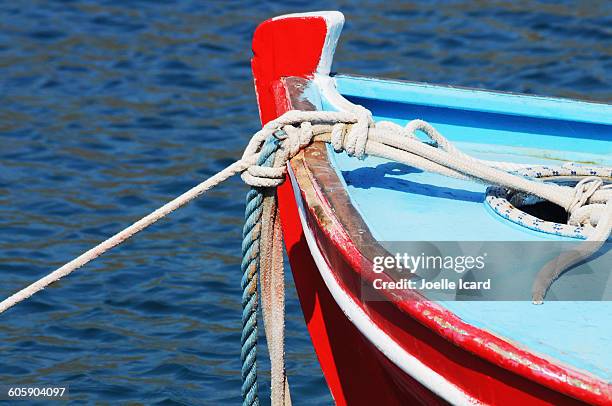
[0,108,610,404]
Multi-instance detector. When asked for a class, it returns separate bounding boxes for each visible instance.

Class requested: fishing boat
[251,11,611,406]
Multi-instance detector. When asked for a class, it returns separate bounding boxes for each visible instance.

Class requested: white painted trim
[272,11,344,75]
[287,165,480,406]
[315,74,362,112]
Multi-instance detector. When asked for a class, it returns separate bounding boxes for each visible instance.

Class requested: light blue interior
[321,75,612,381]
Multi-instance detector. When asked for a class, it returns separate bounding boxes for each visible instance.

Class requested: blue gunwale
[334,74,612,126]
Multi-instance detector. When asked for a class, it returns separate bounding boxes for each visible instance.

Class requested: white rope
[259,180,291,406]
[0,160,249,314]
[1,109,610,311]
[0,111,353,314]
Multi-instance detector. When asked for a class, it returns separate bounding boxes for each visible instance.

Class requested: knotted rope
[0,109,610,405]
[240,133,292,406]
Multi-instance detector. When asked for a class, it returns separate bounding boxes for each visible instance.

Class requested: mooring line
[0,160,248,314]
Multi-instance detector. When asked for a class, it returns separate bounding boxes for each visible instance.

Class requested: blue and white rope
[486,165,612,239]
[240,135,282,406]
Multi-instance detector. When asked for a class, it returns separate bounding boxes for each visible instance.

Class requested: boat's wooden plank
[280,77,391,263]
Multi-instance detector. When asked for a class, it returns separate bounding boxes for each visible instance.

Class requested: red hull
[251,11,611,406]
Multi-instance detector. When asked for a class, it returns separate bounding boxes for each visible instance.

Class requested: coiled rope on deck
[0,109,610,405]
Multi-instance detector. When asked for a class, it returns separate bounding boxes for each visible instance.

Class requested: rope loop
[567,177,605,221]
[241,165,286,188]
[330,123,347,152]
[343,105,372,158]
[241,110,372,187]
[281,122,312,158]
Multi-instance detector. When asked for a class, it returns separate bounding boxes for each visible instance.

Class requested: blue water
[0,1,609,404]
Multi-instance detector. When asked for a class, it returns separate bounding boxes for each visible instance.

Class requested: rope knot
[242,165,286,188]
[340,106,372,159]
[240,109,373,187]
[241,131,286,188]
[241,122,321,188]
[282,122,314,158]
[567,176,609,227]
